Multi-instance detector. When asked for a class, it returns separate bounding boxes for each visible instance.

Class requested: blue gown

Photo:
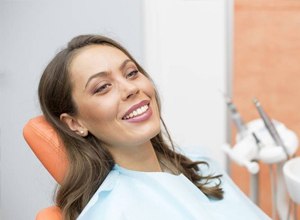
[77,157,271,220]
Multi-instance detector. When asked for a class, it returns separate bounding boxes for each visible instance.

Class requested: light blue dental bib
[78,159,271,220]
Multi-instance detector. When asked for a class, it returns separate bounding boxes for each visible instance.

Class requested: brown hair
[38,34,223,220]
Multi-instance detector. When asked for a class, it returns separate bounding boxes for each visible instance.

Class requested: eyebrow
[84,59,133,89]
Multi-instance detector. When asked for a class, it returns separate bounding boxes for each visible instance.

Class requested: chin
[137,125,161,144]
[149,124,161,139]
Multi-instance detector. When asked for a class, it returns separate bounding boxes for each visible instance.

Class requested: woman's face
[68,45,160,150]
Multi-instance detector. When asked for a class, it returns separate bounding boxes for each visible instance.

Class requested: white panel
[143,0,228,165]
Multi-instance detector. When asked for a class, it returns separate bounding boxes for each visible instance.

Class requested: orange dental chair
[23,116,67,220]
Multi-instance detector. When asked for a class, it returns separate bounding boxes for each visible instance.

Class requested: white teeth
[123,104,149,120]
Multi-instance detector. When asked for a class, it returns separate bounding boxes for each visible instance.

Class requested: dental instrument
[253,98,290,160]
[223,94,248,139]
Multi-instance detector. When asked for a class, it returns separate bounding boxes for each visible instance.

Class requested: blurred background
[0,0,299,219]
[232,0,300,218]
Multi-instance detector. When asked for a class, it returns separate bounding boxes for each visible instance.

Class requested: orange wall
[233,0,300,217]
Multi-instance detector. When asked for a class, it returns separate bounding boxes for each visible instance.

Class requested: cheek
[78,98,118,128]
[141,78,156,98]
[144,80,159,110]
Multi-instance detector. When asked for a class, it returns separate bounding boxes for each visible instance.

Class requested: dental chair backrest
[23,115,66,220]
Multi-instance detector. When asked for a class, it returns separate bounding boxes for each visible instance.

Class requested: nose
[120,80,140,101]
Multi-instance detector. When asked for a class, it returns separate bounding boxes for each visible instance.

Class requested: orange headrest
[23,115,68,185]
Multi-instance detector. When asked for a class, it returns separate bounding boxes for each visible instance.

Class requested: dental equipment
[223,94,248,139]
[224,118,298,219]
[222,95,259,174]
[253,98,290,160]
[283,157,300,220]
[223,95,261,204]
[222,97,299,219]
[252,98,296,219]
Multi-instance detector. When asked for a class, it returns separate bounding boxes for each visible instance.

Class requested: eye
[126,70,139,79]
[93,83,112,94]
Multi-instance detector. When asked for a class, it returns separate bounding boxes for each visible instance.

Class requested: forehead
[70,45,129,74]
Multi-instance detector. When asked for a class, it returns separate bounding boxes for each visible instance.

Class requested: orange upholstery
[23,115,66,219]
[23,115,68,184]
[35,206,62,220]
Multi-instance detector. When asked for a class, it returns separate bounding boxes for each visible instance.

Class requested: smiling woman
[37,34,270,220]
[60,45,161,155]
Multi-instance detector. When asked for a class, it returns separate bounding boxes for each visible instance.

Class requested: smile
[122,100,153,122]
[123,104,149,120]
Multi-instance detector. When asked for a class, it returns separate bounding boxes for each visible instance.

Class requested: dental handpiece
[224,95,248,138]
[252,132,263,149]
[252,98,289,159]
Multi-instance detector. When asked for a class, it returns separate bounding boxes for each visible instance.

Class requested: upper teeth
[124,104,149,119]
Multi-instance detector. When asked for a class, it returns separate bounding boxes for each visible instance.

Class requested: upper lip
[122,100,150,119]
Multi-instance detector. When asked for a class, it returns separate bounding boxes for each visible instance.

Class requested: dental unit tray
[223,118,298,174]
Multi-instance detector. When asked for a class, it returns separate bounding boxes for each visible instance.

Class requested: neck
[108,141,162,172]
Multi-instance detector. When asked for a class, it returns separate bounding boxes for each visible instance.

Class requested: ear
[60,113,88,137]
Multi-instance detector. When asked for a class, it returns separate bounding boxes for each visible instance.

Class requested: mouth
[122,100,150,120]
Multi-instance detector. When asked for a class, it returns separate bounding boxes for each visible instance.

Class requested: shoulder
[78,168,134,220]
[77,169,120,219]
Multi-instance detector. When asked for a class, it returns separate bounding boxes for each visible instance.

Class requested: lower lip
[123,105,153,123]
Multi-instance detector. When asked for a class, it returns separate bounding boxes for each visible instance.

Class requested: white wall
[0,1,143,219]
[143,0,230,164]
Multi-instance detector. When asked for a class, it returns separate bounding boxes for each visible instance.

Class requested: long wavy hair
[38,34,223,220]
